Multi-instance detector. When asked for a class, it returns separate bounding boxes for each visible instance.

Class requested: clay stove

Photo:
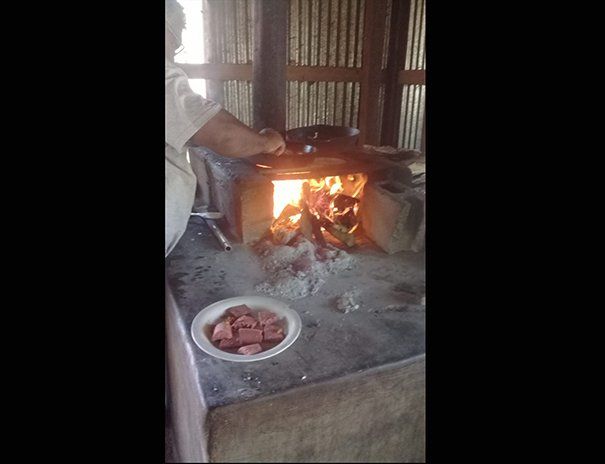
[189,147,424,254]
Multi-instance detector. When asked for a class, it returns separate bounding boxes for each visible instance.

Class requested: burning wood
[299,183,319,245]
[328,193,360,230]
[309,212,328,248]
[300,204,327,248]
[270,174,367,248]
[332,193,359,210]
[320,218,356,247]
[272,224,299,245]
[299,207,314,243]
[272,203,300,226]
[271,204,302,245]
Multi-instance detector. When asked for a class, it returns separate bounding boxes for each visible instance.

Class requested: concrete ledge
[169,280,425,462]
[208,357,425,462]
[167,284,210,462]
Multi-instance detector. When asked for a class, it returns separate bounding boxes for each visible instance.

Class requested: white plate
[190,296,302,362]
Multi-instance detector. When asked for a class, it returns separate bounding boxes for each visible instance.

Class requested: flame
[272,175,368,241]
[272,175,367,218]
[272,176,345,219]
[272,179,305,218]
[308,176,345,196]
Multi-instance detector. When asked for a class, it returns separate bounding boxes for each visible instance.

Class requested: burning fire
[272,179,305,218]
[271,174,367,246]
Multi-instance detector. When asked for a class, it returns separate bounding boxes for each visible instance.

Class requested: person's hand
[259,128,286,157]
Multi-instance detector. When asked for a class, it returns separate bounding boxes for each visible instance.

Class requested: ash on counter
[254,236,354,300]
[335,288,361,313]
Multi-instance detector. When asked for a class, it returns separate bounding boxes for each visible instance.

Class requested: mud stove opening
[190,147,424,255]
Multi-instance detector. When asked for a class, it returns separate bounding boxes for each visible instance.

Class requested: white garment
[165,58,221,256]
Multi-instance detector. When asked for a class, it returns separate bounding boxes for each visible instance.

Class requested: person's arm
[190,109,285,157]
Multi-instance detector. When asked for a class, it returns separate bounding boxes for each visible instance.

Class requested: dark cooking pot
[286,125,360,155]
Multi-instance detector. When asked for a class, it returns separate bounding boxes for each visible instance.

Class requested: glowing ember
[255,164,272,169]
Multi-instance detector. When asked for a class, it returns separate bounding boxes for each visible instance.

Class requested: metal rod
[204,219,232,252]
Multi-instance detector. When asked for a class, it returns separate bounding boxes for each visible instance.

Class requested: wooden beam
[381,0,412,146]
[286,66,361,82]
[179,64,361,82]
[358,0,389,146]
[252,0,287,132]
[177,64,425,85]
[399,69,426,85]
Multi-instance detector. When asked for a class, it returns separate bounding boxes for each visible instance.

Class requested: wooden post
[252,0,287,132]
[202,0,224,105]
[358,0,388,146]
[381,0,412,147]
[421,108,426,154]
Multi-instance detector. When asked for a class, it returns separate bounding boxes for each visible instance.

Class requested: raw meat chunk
[219,335,241,349]
[238,328,263,345]
[257,310,279,327]
[211,322,233,341]
[263,324,285,343]
[226,304,252,318]
[232,315,259,330]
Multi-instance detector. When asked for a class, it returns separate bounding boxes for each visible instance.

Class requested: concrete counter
[166,218,425,462]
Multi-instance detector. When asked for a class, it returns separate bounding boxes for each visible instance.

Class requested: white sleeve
[165,62,222,153]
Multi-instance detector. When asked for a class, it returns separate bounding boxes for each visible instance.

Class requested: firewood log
[320,219,356,247]
[299,208,314,243]
[310,213,327,248]
[272,203,301,227]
